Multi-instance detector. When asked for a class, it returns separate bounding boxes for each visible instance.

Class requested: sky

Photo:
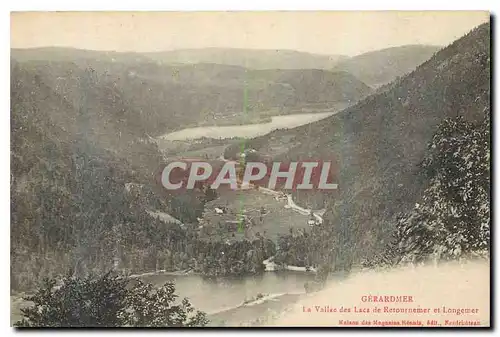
[11,11,489,56]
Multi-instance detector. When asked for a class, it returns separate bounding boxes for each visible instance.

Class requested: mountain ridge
[10,55,372,136]
[231,22,490,269]
[333,44,441,87]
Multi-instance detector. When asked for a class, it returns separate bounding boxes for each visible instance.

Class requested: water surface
[160,112,335,140]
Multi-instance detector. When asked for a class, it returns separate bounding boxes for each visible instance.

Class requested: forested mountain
[234,23,490,271]
[11,91,275,290]
[333,45,440,87]
[11,49,372,135]
[11,52,285,291]
[10,77,186,290]
[10,22,490,293]
[393,114,490,263]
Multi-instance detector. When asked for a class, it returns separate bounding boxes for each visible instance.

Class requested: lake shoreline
[160,111,336,141]
[165,105,350,135]
[128,260,318,280]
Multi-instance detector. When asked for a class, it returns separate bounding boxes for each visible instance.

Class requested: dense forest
[10,54,372,136]
[229,22,490,273]
[274,113,490,271]
[10,23,490,297]
[10,61,275,291]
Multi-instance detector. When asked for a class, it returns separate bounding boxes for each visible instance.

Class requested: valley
[10,16,491,328]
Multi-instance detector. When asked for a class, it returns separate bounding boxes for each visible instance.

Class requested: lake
[160,112,335,141]
[11,270,351,326]
[139,271,317,326]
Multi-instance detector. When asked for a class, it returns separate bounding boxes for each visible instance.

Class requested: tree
[14,272,209,327]
[395,115,490,263]
[124,279,209,327]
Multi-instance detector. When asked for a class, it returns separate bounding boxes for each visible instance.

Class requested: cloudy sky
[11,11,489,56]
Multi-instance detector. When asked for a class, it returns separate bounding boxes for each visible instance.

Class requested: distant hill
[11,47,152,64]
[235,23,490,268]
[145,47,348,70]
[333,45,441,87]
[11,49,372,136]
[10,59,164,169]
[12,47,347,70]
